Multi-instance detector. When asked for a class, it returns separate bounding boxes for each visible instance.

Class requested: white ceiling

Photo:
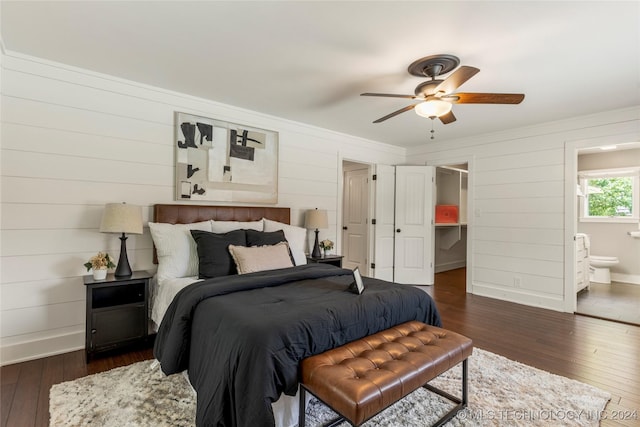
[1,1,639,147]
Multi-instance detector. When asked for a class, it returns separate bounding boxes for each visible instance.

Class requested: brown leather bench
[299,321,473,427]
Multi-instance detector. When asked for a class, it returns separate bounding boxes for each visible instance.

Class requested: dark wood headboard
[153,204,290,225]
[152,204,291,263]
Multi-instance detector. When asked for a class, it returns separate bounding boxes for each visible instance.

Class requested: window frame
[578,167,639,223]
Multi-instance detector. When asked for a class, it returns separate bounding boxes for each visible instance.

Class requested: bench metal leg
[423,358,468,427]
[299,384,350,427]
[299,385,307,427]
[462,356,468,405]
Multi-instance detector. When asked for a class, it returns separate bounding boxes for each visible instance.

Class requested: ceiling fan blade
[451,93,525,104]
[361,92,417,99]
[433,66,480,95]
[372,104,417,123]
[439,110,457,124]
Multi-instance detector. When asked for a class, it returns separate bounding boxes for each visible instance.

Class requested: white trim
[337,155,373,276]
[435,260,467,274]
[578,167,640,178]
[424,155,475,293]
[578,167,639,222]
[564,128,640,313]
[1,331,84,366]
[611,273,640,285]
[473,282,565,312]
[579,217,639,224]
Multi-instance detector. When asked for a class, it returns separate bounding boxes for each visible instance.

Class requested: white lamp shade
[100,203,143,235]
[305,209,328,229]
[414,100,453,118]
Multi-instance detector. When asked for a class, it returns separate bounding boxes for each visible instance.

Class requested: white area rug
[50,348,610,426]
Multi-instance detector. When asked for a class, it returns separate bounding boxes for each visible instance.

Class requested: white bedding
[150,275,202,329]
[176,368,307,427]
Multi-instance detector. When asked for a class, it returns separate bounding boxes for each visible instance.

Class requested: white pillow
[148,221,212,284]
[263,218,307,266]
[211,219,263,233]
[228,242,294,274]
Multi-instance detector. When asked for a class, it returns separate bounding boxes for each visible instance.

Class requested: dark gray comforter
[154,263,441,427]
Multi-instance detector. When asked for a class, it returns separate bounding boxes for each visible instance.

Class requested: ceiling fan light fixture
[414,99,452,118]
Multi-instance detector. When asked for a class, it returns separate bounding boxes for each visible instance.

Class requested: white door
[371,164,396,281]
[342,168,369,272]
[394,166,435,285]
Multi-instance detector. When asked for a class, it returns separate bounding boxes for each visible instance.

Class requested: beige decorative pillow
[263,219,307,265]
[228,242,294,274]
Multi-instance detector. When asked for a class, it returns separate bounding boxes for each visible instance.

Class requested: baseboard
[471,282,565,312]
[610,273,640,285]
[0,331,84,366]
[435,260,466,274]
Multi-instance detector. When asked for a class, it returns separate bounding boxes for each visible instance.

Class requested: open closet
[434,165,468,273]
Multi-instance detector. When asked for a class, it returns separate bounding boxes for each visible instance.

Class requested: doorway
[571,142,640,325]
[434,165,468,281]
[427,159,473,292]
[340,160,471,287]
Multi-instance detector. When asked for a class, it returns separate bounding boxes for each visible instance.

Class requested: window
[579,168,639,222]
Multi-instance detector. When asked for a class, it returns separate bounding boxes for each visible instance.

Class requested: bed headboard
[152,204,291,263]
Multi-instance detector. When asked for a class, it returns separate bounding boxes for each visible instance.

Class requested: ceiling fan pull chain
[430,118,436,140]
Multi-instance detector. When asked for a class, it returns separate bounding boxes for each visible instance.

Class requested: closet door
[371,164,396,281]
[394,166,435,285]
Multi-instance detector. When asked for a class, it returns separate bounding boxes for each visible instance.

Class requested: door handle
[342,226,348,230]
[396,228,401,233]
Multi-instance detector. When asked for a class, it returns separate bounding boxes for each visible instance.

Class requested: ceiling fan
[361,54,525,125]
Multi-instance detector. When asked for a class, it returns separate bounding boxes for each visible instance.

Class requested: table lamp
[305,208,328,258]
[100,202,143,277]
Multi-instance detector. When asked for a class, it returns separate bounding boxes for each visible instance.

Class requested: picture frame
[175,112,278,203]
[349,267,365,295]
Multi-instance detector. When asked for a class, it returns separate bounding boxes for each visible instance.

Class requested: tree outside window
[586,177,633,217]
[579,168,639,222]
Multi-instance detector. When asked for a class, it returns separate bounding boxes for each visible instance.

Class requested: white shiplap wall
[0,51,405,365]
[408,107,640,311]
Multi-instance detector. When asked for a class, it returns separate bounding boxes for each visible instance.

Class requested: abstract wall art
[175,112,278,203]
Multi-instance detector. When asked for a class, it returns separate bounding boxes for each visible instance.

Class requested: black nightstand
[306,255,343,268]
[84,271,152,360]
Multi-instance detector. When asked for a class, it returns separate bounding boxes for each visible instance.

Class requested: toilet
[589,255,620,284]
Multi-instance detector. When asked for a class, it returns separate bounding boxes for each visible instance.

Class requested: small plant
[319,239,334,251]
[84,252,116,271]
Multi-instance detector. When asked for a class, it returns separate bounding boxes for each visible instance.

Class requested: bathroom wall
[578,148,640,284]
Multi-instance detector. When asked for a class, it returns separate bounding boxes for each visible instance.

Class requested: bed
[149,204,442,427]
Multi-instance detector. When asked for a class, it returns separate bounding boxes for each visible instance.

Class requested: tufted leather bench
[299,321,473,427]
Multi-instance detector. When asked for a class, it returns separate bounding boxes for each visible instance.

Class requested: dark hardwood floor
[2,268,639,426]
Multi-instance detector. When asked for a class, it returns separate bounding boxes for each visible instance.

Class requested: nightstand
[84,271,152,360]
[306,255,343,268]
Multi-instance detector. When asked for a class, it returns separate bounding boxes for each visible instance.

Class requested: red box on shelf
[435,205,459,223]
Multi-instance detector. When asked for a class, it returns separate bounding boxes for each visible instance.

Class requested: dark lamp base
[114,233,133,277]
[311,229,322,258]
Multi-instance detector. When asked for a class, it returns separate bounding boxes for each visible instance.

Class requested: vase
[92,268,107,280]
[323,249,329,258]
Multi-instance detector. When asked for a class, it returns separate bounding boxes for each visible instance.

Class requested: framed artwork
[175,112,278,203]
[348,267,365,295]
